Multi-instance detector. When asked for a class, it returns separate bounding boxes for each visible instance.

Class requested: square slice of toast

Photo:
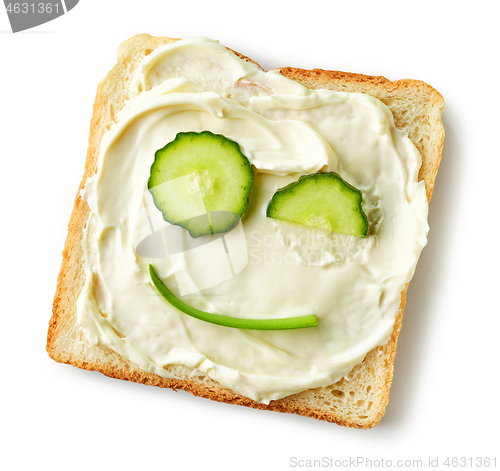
[47,34,444,429]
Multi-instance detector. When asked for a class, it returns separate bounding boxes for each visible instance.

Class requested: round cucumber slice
[148,131,254,238]
[266,173,369,238]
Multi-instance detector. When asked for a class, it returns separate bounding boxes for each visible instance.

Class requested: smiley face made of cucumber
[147,131,368,330]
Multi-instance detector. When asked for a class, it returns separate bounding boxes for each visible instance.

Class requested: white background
[1,1,498,470]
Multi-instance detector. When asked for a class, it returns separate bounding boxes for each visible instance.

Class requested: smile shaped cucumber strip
[149,264,318,330]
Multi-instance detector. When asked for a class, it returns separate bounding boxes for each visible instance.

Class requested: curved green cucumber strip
[149,264,317,331]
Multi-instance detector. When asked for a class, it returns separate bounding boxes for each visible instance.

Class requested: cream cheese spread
[77,37,429,403]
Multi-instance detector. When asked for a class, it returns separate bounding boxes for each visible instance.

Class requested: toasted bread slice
[47,34,444,429]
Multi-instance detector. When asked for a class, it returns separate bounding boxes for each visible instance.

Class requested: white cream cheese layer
[77,37,429,403]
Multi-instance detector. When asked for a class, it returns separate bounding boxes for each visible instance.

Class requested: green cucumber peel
[149,264,318,331]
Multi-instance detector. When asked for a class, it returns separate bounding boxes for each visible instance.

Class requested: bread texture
[47,34,444,429]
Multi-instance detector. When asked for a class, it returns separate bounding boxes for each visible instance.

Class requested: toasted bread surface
[47,34,444,429]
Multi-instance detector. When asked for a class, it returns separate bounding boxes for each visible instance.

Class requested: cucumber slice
[148,131,254,238]
[266,173,369,238]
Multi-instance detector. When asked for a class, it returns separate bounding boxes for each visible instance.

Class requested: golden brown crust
[47,34,444,429]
